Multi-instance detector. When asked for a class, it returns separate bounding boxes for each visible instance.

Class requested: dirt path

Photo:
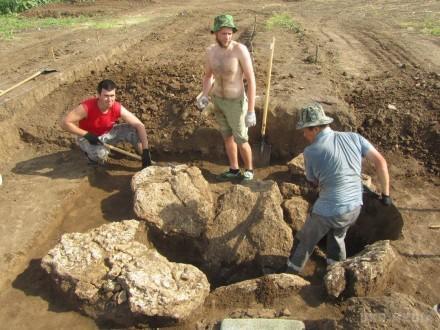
[0,0,439,328]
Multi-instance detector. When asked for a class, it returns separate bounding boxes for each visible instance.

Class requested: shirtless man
[197,14,256,181]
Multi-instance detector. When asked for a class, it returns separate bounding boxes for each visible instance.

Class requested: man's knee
[86,147,109,164]
[233,133,248,145]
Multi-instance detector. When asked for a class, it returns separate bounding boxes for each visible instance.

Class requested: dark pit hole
[346,192,404,256]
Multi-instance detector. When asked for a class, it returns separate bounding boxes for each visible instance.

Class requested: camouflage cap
[211,14,237,33]
[296,103,334,129]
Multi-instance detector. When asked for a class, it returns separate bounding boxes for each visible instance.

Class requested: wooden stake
[315,45,319,63]
[51,47,56,61]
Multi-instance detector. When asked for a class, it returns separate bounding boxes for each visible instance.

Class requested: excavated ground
[0,0,439,329]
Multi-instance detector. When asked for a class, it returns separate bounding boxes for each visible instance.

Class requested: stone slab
[220,318,305,330]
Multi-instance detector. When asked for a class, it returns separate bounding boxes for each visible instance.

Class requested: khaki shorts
[212,95,248,144]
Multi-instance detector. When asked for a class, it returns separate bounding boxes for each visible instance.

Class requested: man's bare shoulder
[206,43,218,53]
[233,41,250,54]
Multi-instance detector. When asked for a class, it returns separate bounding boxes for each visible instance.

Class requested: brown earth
[0,0,439,329]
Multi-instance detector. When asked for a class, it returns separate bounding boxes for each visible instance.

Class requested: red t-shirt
[79,97,121,136]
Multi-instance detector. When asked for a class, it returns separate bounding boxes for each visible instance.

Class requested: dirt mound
[104,59,222,158]
[346,69,440,175]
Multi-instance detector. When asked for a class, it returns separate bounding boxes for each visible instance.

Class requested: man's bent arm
[366,147,390,196]
[120,107,149,150]
[61,104,88,137]
[239,44,256,113]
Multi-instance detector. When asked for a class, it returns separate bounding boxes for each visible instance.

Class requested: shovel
[103,143,141,161]
[0,68,57,97]
[253,37,275,168]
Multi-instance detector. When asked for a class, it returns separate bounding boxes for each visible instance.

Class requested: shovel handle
[0,68,56,98]
[0,71,43,97]
[103,143,141,160]
[261,37,275,137]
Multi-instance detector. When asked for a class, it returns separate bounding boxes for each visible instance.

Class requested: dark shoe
[217,169,242,180]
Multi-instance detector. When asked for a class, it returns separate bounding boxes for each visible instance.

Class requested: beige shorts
[212,95,248,144]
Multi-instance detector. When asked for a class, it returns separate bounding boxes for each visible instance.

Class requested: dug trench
[1,51,409,329]
[0,2,439,329]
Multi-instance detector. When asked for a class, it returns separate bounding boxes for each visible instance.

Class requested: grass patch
[0,14,149,39]
[266,12,302,33]
[401,19,440,37]
[422,21,440,36]
[0,13,88,38]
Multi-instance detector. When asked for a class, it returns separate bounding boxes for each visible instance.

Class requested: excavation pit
[1,1,439,328]
[4,53,408,329]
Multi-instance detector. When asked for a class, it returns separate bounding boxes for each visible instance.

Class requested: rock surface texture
[340,292,440,329]
[41,220,210,326]
[203,181,293,281]
[324,240,397,298]
[287,153,306,178]
[282,195,309,233]
[132,165,214,237]
[212,273,310,306]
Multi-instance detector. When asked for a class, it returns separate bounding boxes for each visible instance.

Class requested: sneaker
[218,169,242,180]
[242,170,254,181]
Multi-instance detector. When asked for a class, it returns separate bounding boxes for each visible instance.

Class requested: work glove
[245,111,256,127]
[196,95,209,111]
[83,132,102,145]
[380,194,392,206]
[142,149,152,169]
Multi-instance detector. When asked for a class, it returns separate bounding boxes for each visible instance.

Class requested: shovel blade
[252,141,272,168]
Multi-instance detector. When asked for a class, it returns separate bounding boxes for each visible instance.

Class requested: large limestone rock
[41,220,210,326]
[282,195,309,232]
[204,181,293,281]
[212,273,310,306]
[287,153,305,177]
[340,292,440,329]
[324,240,397,298]
[132,165,214,237]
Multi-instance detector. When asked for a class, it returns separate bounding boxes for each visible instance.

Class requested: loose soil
[0,0,439,329]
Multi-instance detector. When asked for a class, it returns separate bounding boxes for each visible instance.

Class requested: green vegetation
[0,12,149,39]
[0,0,55,14]
[266,13,302,33]
[422,20,440,36]
[401,18,440,37]
[0,0,95,14]
[0,13,87,38]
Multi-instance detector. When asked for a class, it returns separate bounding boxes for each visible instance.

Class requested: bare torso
[207,41,244,99]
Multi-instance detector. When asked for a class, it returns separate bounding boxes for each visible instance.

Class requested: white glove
[245,111,256,127]
[196,95,209,111]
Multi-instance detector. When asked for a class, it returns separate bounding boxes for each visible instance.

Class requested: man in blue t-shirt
[286,103,392,274]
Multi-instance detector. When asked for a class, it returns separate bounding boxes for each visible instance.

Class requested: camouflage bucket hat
[211,14,237,33]
[296,103,334,129]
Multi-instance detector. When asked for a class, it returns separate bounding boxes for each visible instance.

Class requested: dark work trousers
[288,206,361,272]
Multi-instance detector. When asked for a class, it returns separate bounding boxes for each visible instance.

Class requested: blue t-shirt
[304,127,373,217]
